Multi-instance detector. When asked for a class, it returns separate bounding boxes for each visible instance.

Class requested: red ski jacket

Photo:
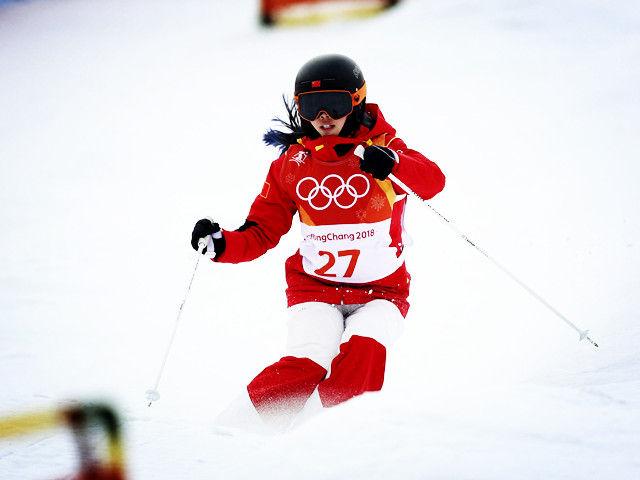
[215,104,445,316]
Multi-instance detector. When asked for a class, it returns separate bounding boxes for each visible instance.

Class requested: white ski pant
[284,299,404,373]
[214,299,404,433]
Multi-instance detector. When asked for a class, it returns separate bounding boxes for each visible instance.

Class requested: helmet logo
[311,80,321,88]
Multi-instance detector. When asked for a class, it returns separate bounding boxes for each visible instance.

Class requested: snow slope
[1,0,639,478]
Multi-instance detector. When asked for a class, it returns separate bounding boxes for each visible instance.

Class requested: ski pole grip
[203,217,223,240]
[197,237,208,253]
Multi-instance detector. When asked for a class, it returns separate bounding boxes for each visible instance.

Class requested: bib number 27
[314,249,361,278]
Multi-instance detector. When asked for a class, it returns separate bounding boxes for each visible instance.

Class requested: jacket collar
[297,104,396,162]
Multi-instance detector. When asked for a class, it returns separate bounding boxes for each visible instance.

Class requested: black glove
[191,218,225,257]
[358,145,398,180]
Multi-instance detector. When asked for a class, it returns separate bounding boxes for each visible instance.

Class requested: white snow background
[1,0,639,478]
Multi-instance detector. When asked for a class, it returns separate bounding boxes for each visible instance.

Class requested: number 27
[314,249,361,278]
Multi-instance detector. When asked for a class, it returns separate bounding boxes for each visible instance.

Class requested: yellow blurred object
[0,403,127,480]
[260,0,400,27]
[0,409,60,438]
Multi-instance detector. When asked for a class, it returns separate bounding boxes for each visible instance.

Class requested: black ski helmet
[295,54,365,96]
[294,54,367,137]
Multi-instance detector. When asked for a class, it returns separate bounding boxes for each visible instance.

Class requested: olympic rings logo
[296,174,370,210]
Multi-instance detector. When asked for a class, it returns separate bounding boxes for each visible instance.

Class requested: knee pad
[247,356,327,417]
[318,335,386,408]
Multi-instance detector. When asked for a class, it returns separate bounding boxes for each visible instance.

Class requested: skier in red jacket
[192,54,445,430]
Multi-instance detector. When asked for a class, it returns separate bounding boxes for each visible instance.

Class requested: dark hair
[263,96,313,154]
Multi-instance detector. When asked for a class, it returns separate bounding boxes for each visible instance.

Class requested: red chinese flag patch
[260,181,271,199]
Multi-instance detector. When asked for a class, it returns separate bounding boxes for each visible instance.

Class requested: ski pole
[387,171,599,349]
[145,234,215,407]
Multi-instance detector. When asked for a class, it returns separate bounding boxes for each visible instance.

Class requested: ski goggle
[294,83,367,121]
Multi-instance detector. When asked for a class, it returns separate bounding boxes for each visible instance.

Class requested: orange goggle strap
[294,82,367,107]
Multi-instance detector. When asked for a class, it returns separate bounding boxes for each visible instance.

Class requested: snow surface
[1,0,639,478]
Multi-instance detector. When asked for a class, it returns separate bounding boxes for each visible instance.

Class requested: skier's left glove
[356,145,399,180]
[191,218,225,258]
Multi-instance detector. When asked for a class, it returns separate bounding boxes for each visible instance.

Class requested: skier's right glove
[191,218,226,258]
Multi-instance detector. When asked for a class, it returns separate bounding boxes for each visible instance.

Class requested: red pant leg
[247,356,327,417]
[317,335,387,408]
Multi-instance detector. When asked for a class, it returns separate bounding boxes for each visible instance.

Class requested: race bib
[299,220,404,284]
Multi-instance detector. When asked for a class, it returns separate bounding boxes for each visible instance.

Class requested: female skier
[191,54,445,428]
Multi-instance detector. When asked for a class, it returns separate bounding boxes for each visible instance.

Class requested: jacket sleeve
[387,137,446,200]
[215,157,297,264]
